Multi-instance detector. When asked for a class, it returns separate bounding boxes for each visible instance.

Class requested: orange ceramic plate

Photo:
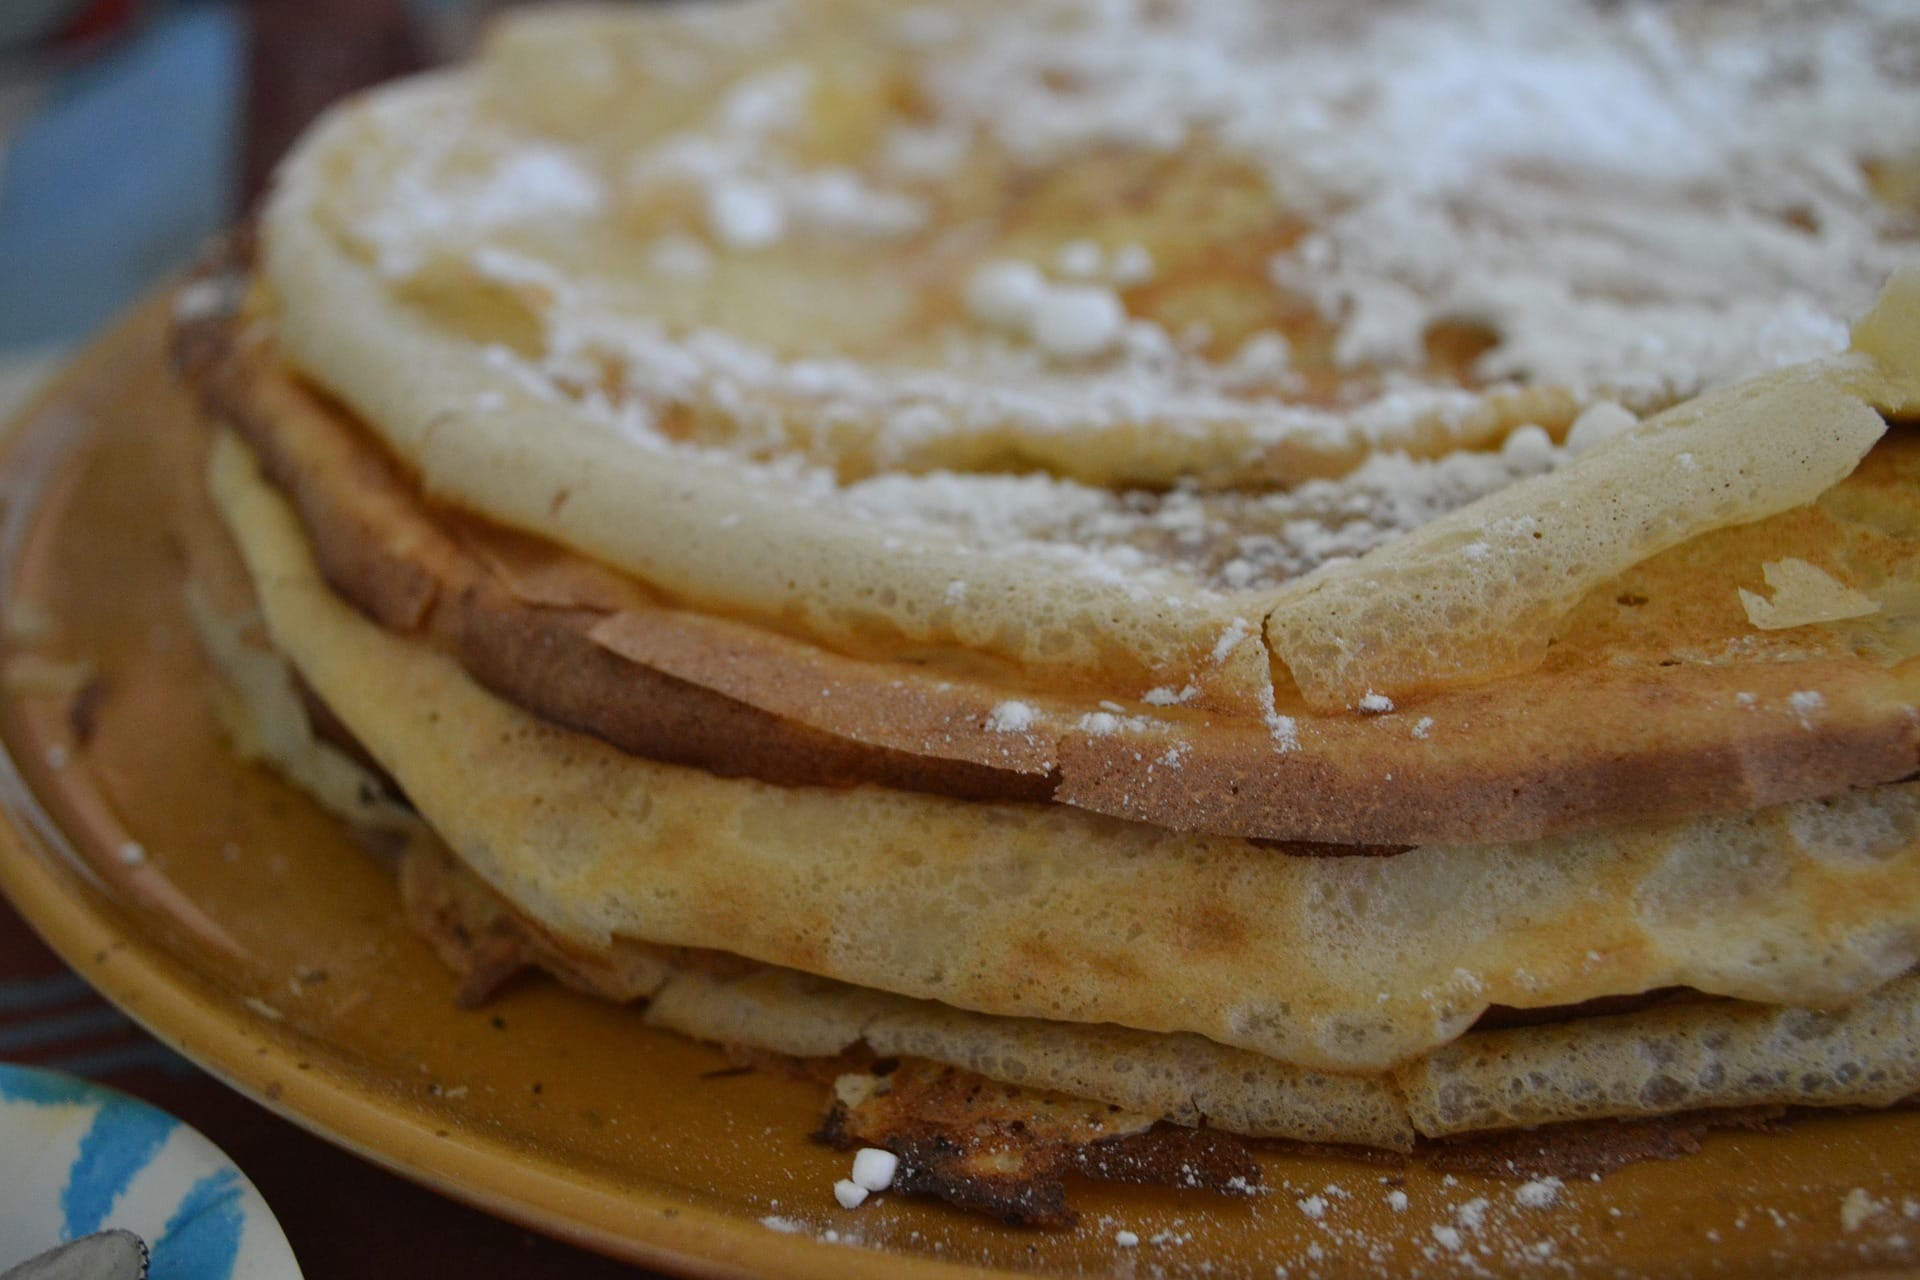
[1,303,1918,1280]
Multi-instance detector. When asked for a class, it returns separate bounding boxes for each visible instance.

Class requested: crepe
[181,288,1920,848]
[259,1,1920,714]
[184,421,1920,1201]
[167,0,1920,1227]
[194,0,1920,845]
[195,420,1920,1074]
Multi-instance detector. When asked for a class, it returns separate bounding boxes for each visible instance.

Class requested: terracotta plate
[1,304,1918,1279]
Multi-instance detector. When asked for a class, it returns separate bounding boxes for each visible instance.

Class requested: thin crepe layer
[261,47,1920,710]
[177,290,1920,848]
[203,423,1920,1075]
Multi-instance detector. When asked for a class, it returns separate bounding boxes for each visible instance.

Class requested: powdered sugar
[324,0,1920,662]
[173,272,248,323]
[916,0,1916,401]
[1843,1188,1889,1232]
[1030,284,1127,360]
[741,1157,1912,1277]
[966,260,1050,330]
[1210,618,1253,664]
[349,122,607,279]
[986,700,1039,733]
[1056,239,1105,279]
[1515,1178,1563,1209]
[706,176,787,249]
[1565,402,1638,455]
[376,0,1920,437]
[1265,705,1301,754]
[624,62,929,254]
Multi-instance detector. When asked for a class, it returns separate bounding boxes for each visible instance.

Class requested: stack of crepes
[171,0,1920,1222]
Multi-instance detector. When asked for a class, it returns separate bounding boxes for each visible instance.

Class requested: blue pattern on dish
[150,1168,244,1280]
[0,1062,294,1279]
[62,1098,176,1239]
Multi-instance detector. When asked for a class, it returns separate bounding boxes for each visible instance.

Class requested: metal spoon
[0,1231,148,1280]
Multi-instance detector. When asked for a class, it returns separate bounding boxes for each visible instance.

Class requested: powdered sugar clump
[1514,1178,1563,1209]
[1211,618,1253,664]
[1789,690,1827,728]
[987,700,1040,733]
[1843,1188,1888,1232]
[1265,709,1300,754]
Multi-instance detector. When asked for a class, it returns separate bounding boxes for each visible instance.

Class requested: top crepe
[252,0,1920,841]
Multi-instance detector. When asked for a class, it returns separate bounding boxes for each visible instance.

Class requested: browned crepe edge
[175,268,1056,806]
[173,249,1920,846]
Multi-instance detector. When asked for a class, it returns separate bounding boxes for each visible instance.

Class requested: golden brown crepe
[180,283,1920,847]
[180,420,1920,1159]
[167,0,1920,1226]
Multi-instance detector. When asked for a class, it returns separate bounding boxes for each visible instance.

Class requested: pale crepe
[181,298,1920,849]
[206,425,1920,1076]
[259,6,1920,713]
[191,439,1920,1149]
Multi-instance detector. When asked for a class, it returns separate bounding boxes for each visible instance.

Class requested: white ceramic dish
[0,1062,301,1280]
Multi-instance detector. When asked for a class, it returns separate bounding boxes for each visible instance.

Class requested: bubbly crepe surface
[262,0,1920,721]
[184,420,1920,1163]
[157,0,1920,1215]
[180,289,1920,847]
[201,427,1920,1076]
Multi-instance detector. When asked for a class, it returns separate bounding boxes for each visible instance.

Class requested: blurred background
[0,0,539,416]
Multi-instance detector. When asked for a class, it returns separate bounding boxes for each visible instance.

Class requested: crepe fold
[182,423,1920,1150]
[246,48,1920,848]
[180,294,1920,850]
